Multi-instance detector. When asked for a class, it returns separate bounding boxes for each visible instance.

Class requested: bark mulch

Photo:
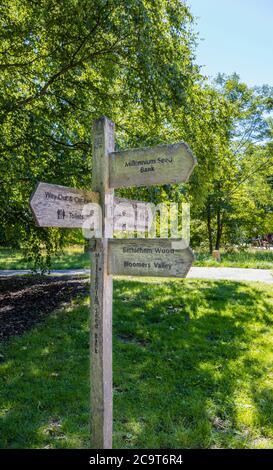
[0,275,89,342]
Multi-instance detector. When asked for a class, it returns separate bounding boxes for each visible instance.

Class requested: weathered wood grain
[109,142,197,188]
[108,239,194,278]
[90,117,114,449]
[30,182,99,228]
[113,197,152,233]
[30,182,152,234]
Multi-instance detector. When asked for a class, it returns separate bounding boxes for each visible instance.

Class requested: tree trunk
[207,198,213,254]
[215,208,222,250]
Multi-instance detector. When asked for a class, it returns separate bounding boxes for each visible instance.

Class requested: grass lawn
[0,246,90,271]
[195,250,273,269]
[1,246,273,271]
[1,278,273,449]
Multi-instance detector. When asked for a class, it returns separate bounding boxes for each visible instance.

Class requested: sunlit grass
[195,250,273,269]
[1,279,273,448]
[0,245,89,270]
[1,246,273,270]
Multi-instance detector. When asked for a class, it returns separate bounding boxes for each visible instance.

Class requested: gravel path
[0,269,90,277]
[0,267,272,283]
[187,267,273,283]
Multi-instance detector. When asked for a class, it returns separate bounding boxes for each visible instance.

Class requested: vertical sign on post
[90,116,115,449]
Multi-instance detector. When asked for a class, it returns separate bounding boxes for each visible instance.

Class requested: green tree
[191,75,273,252]
[0,0,197,269]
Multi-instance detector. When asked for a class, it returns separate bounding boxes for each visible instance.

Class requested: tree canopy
[0,0,272,267]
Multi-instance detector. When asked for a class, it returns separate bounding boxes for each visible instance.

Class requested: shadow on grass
[112,280,273,448]
[0,298,90,449]
[0,279,273,448]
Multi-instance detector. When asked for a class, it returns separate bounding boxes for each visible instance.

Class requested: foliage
[0,0,197,268]
[189,76,273,252]
[1,2,273,265]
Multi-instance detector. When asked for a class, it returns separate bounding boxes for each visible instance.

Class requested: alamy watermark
[81,200,191,249]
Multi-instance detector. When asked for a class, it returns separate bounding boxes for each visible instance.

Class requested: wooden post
[212,250,221,262]
[90,117,115,449]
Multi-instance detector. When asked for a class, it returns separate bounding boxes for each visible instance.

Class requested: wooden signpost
[30,116,197,449]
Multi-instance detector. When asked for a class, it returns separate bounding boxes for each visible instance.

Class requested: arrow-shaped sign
[30,182,153,232]
[108,239,194,278]
[109,142,197,189]
[30,182,100,228]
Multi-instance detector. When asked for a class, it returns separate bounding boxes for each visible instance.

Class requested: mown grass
[1,278,273,449]
[1,246,273,270]
[0,246,90,271]
[195,250,273,269]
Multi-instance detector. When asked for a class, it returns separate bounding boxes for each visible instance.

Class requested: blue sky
[187,0,273,86]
